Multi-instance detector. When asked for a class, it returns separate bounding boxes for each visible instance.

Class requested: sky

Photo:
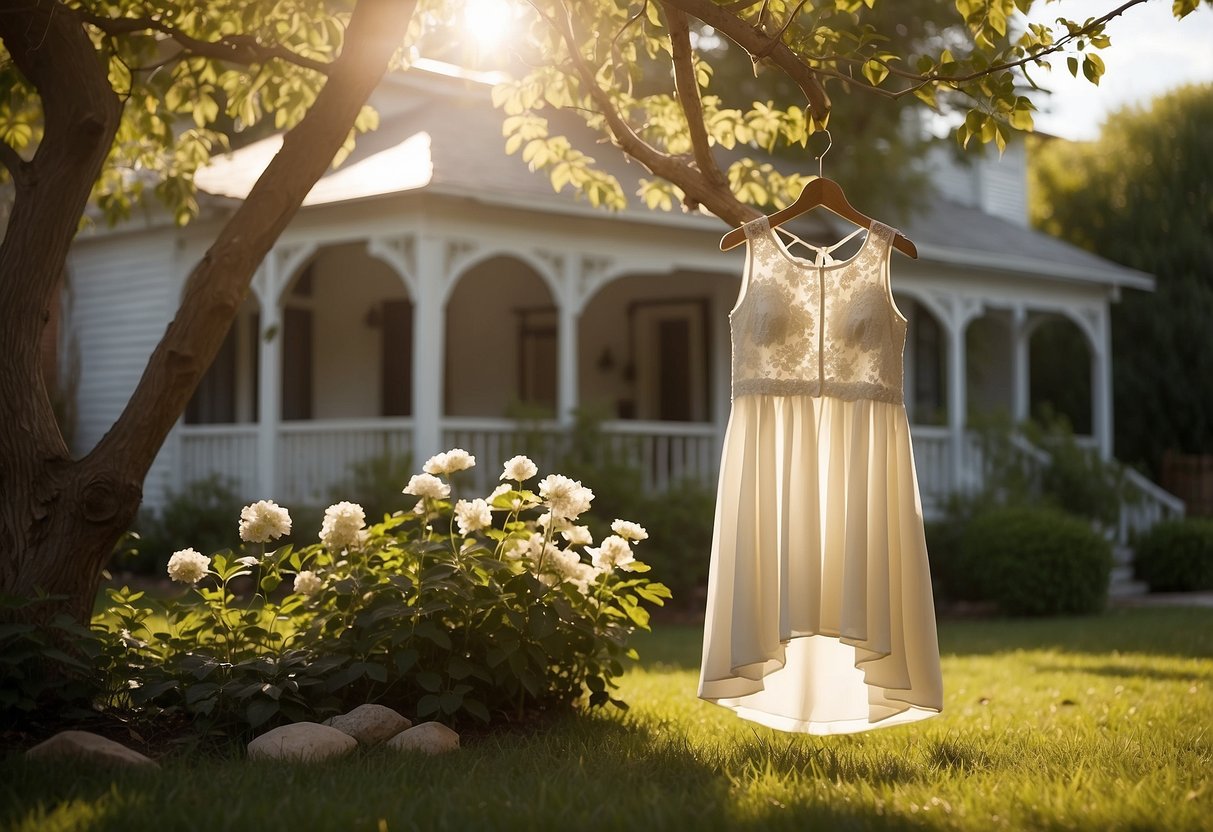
[1021,0,1213,139]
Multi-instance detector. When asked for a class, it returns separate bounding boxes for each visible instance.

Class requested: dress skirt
[698,393,944,735]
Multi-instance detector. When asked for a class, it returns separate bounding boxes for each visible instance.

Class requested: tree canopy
[1031,83,1213,475]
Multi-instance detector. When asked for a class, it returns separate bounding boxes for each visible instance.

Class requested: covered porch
[171,223,1149,527]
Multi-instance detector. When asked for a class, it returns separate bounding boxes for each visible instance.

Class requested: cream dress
[698,216,943,735]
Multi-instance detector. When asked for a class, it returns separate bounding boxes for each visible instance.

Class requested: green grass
[3,606,1211,831]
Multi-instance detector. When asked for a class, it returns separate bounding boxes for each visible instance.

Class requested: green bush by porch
[1134,519,1213,592]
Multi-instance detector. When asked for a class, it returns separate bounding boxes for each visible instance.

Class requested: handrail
[1123,466,1186,515]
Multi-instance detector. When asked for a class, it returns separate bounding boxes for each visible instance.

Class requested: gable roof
[194,59,1153,293]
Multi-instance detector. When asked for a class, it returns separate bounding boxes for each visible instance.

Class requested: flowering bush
[93,451,671,733]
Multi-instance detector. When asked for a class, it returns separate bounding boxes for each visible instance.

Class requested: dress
[697,215,943,735]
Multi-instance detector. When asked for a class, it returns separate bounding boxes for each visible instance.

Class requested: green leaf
[417,694,442,718]
[416,671,443,692]
[462,698,490,723]
[861,59,889,87]
[247,698,279,729]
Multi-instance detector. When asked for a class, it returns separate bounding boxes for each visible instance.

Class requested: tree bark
[0,0,417,623]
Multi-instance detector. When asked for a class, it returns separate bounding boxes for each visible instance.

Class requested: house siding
[67,233,181,508]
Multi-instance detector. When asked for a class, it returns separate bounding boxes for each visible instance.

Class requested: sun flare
[462,0,515,50]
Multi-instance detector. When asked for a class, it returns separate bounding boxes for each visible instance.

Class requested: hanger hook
[813,129,833,178]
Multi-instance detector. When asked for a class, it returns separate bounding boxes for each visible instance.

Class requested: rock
[247,722,358,762]
[385,721,460,755]
[25,730,157,767]
[324,704,412,746]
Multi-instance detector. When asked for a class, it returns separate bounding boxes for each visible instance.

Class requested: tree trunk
[0,0,417,624]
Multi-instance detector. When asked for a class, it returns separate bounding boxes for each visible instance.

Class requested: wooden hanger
[718,132,918,259]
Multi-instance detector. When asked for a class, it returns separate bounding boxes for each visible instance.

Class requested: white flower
[403,473,451,500]
[502,538,529,560]
[611,519,649,542]
[561,525,593,547]
[588,535,635,572]
[320,501,366,550]
[293,570,323,596]
[167,548,210,585]
[501,455,538,482]
[535,512,570,532]
[238,500,292,543]
[455,498,493,536]
[235,555,260,567]
[489,483,512,501]
[569,561,603,595]
[423,448,476,476]
[538,474,594,520]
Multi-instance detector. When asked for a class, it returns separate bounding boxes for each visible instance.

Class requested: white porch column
[947,308,968,493]
[1092,306,1114,460]
[1010,305,1031,425]
[412,234,445,461]
[254,261,281,499]
[557,256,579,426]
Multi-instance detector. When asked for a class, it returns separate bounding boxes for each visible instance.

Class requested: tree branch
[662,3,729,206]
[90,0,414,484]
[537,0,754,225]
[76,9,333,75]
[0,140,27,186]
[659,0,830,120]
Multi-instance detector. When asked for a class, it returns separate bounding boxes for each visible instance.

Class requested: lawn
[2,606,1211,831]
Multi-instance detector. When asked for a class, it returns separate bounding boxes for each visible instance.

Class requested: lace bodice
[729,216,907,404]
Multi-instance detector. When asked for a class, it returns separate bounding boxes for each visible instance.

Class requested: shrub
[924,520,975,603]
[0,596,111,728]
[637,482,715,607]
[1133,518,1213,592]
[959,507,1112,616]
[94,450,671,735]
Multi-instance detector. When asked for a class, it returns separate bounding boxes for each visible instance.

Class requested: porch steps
[1108,544,1149,598]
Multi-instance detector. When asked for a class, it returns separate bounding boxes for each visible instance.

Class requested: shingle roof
[194,60,1152,292]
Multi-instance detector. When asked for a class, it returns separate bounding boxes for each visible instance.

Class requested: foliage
[959,506,1112,616]
[951,412,1127,528]
[1133,518,1213,593]
[0,1,393,226]
[483,0,1185,217]
[924,519,974,603]
[0,596,112,727]
[122,476,246,575]
[90,451,670,735]
[1030,84,1213,477]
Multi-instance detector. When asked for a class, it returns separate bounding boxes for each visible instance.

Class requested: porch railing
[177,424,259,498]
[173,419,1183,547]
[440,417,719,494]
[278,418,414,505]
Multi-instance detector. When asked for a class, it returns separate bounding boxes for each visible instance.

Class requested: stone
[247,722,358,762]
[385,721,460,755]
[324,704,412,746]
[25,730,157,767]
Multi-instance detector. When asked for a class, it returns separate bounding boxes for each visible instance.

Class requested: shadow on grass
[1030,661,1213,682]
[0,709,962,832]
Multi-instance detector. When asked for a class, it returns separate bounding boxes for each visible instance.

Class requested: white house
[61,59,1182,542]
